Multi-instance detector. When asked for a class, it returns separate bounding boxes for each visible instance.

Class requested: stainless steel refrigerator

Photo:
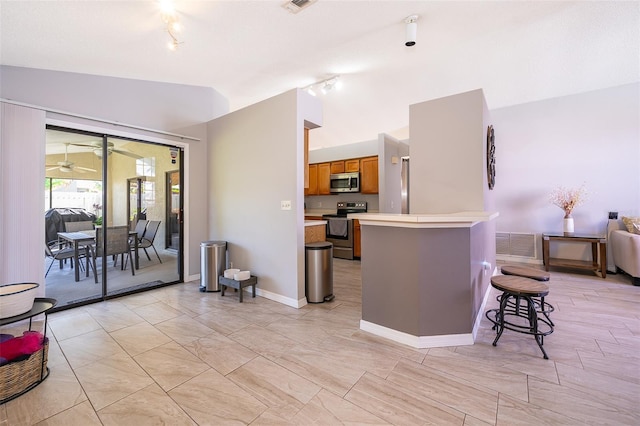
[401,156,409,214]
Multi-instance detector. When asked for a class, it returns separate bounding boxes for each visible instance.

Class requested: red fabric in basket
[0,331,44,362]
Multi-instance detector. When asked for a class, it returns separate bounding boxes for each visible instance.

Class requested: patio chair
[131,219,148,241]
[64,221,94,232]
[45,240,86,277]
[91,226,135,281]
[137,220,162,264]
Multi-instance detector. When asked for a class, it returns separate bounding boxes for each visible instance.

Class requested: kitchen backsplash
[304,193,379,212]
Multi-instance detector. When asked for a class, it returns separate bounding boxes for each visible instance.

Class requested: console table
[542,233,607,278]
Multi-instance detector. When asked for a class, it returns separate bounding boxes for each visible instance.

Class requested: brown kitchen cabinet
[318,162,331,195]
[305,224,326,244]
[305,163,318,196]
[345,159,360,172]
[307,156,373,195]
[353,219,361,258]
[304,128,310,189]
[330,161,345,174]
[360,156,379,194]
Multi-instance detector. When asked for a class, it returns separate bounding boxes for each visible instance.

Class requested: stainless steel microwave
[330,172,360,193]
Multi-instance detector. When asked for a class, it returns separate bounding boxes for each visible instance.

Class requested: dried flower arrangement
[549,184,588,218]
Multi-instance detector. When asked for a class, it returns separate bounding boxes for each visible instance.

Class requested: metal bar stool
[485,275,554,359]
[500,265,555,326]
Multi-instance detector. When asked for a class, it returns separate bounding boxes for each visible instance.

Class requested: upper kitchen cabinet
[318,163,331,195]
[330,161,345,174]
[345,159,360,172]
[360,156,379,194]
[305,163,318,196]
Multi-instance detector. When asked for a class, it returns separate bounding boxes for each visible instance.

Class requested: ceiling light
[303,75,341,96]
[159,0,183,51]
[167,32,180,51]
[159,0,176,16]
[281,0,318,14]
[404,15,419,47]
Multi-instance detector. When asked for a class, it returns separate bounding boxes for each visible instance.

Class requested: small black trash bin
[305,242,334,303]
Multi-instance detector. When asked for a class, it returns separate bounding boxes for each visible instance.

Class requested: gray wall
[491,83,639,239]
[361,226,473,335]
[378,134,408,214]
[410,89,492,214]
[207,89,322,306]
[405,89,495,316]
[308,139,377,163]
[0,65,228,278]
[0,66,227,130]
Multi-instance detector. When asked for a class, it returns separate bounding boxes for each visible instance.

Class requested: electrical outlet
[229,262,233,268]
[281,200,291,210]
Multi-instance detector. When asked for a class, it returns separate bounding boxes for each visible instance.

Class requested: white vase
[563,216,574,234]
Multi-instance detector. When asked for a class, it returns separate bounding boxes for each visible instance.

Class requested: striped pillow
[621,216,640,234]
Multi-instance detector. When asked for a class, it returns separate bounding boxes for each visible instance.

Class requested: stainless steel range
[323,201,367,260]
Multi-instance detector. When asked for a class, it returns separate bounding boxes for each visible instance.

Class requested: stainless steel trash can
[200,241,227,292]
[305,242,334,303]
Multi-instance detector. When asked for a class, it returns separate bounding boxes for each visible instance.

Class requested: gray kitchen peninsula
[349,211,498,349]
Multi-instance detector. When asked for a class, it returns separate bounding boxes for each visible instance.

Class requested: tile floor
[1,259,639,425]
[44,250,179,309]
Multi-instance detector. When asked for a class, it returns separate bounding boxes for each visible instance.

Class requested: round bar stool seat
[491,275,549,297]
[501,265,550,281]
[499,265,555,325]
[486,275,554,359]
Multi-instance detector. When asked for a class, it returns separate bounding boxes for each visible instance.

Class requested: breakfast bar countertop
[349,211,499,228]
[304,220,327,227]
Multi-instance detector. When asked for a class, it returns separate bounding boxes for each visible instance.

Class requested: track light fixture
[159,0,183,51]
[303,75,342,97]
[404,14,419,47]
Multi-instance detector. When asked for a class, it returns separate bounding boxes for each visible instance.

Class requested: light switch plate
[281,200,292,210]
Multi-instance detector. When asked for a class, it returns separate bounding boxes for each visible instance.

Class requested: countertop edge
[349,211,499,228]
[304,220,327,227]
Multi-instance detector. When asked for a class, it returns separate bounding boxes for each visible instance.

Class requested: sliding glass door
[44,127,183,310]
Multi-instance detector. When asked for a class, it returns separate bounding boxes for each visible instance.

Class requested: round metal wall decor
[486,125,495,190]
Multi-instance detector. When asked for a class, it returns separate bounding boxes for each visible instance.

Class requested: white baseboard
[496,255,542,265]
[359,320,474,349]
[249,287,307,308]
[472,269,495,340]
[185,273,199,283]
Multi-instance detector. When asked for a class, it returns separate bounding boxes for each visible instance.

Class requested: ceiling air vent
[282,0,317,14]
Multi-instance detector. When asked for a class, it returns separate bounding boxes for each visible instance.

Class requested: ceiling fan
[71,141,142,159]
[46,143,97,173]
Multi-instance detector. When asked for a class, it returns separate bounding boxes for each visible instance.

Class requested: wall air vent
[282,0,317,14]
[496,232,537,259]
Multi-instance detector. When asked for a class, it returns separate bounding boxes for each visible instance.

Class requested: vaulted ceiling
[1,1,638,149]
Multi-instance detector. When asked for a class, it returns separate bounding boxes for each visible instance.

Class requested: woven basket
[0,340,49,402]
[0,282,39,319]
